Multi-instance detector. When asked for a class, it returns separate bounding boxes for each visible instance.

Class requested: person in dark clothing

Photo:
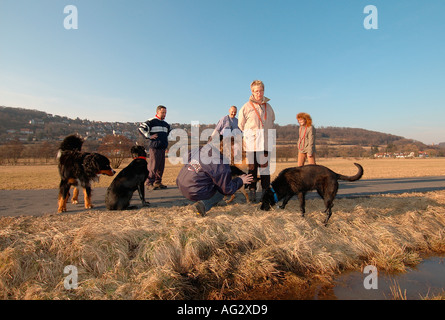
[138,105,171,190]
[176,138,253,216]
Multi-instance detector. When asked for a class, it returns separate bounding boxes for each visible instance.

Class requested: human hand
[240,174,253,185]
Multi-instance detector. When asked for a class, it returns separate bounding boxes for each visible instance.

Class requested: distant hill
[0,106,442,159]
[0,106,140,143]
[274,124,409,146]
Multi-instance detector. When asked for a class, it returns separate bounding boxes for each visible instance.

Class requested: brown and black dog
[225,165,250,204]
[260,163,363,226]
[57,135,115,213]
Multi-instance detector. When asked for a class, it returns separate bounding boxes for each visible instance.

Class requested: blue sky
[1,0,444,144]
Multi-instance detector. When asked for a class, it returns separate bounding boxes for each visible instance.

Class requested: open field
[1,157,445,190]
[1,158,445,300]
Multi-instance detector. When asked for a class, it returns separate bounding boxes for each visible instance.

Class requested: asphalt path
[1,176,444,217]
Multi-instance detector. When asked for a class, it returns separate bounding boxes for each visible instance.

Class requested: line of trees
[0,135,135,167]
[2,134,443,166]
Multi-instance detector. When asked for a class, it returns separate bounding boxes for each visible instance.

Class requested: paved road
[1,176,444,217]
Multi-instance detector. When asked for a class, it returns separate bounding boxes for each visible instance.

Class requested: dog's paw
[71,200,78,204]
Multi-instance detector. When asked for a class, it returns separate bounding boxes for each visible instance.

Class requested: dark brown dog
[260,163,364,226]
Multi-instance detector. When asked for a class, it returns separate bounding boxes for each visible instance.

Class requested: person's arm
[238,105,247,132]
[138,122,150,139]
[269,104,275,124]
[307,126,315,156]
[211,117,225,140]
[209,166,246,195]
[138,121,158,140]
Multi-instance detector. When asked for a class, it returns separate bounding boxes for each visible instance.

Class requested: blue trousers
[201,191,225,211]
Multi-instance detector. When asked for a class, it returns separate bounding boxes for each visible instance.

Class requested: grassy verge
[1,190,444,299]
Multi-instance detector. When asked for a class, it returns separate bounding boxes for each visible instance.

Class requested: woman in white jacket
[238,80,276,202]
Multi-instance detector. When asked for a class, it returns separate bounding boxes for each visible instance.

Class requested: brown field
[1,157,445,190]
[1,158,445,299]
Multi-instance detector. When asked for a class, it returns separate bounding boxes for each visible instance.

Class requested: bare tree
[98,134,133,169]
[3,139,25,165]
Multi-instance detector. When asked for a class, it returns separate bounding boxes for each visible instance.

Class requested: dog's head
[131,145,147,158]
[260,187,277,211]
[84,153,115,177]
[230,165,246,177]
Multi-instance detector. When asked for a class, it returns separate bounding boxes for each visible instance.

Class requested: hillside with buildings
[0,106,443,163]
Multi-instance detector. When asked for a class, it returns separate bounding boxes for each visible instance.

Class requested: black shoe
[153,183,167,190]
[194,201,206,217]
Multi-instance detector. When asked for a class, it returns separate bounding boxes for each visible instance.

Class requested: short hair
[250,80,265,90]
[297,112,313,127]
[229,105,237,111]
[156,105,166,112]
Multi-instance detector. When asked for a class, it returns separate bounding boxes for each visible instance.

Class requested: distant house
[375,151,427,158]
[29,119,45,125]
[20,128,34,135]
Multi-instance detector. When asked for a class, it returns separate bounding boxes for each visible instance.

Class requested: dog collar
[134,156,147,160]
[270,186,279,203]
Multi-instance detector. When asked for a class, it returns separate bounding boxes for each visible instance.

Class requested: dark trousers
[147,148,166,185]
[246,151,270,191]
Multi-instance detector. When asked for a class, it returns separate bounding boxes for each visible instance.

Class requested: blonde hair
[250,80,265,90]
[297,112,313,127]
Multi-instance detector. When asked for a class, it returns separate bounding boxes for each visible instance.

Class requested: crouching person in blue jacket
[176,138,253,217]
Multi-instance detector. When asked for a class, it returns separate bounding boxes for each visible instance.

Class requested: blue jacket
[138,117,171,149]
[176,146,243,201]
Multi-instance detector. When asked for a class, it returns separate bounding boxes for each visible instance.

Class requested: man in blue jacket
[138,105,171,189]
[176,138,253,216]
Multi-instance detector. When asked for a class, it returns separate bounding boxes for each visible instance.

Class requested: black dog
[57,134,115,213]
[105,146,150,210]
[260,163,364,226]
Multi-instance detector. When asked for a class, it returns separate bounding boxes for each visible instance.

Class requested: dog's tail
[337,163,364,181]
[57,134,84,160]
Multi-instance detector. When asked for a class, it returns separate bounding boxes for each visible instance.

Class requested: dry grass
[1,157,445,299]
[1,189,445,299]
[1,157,445,190]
